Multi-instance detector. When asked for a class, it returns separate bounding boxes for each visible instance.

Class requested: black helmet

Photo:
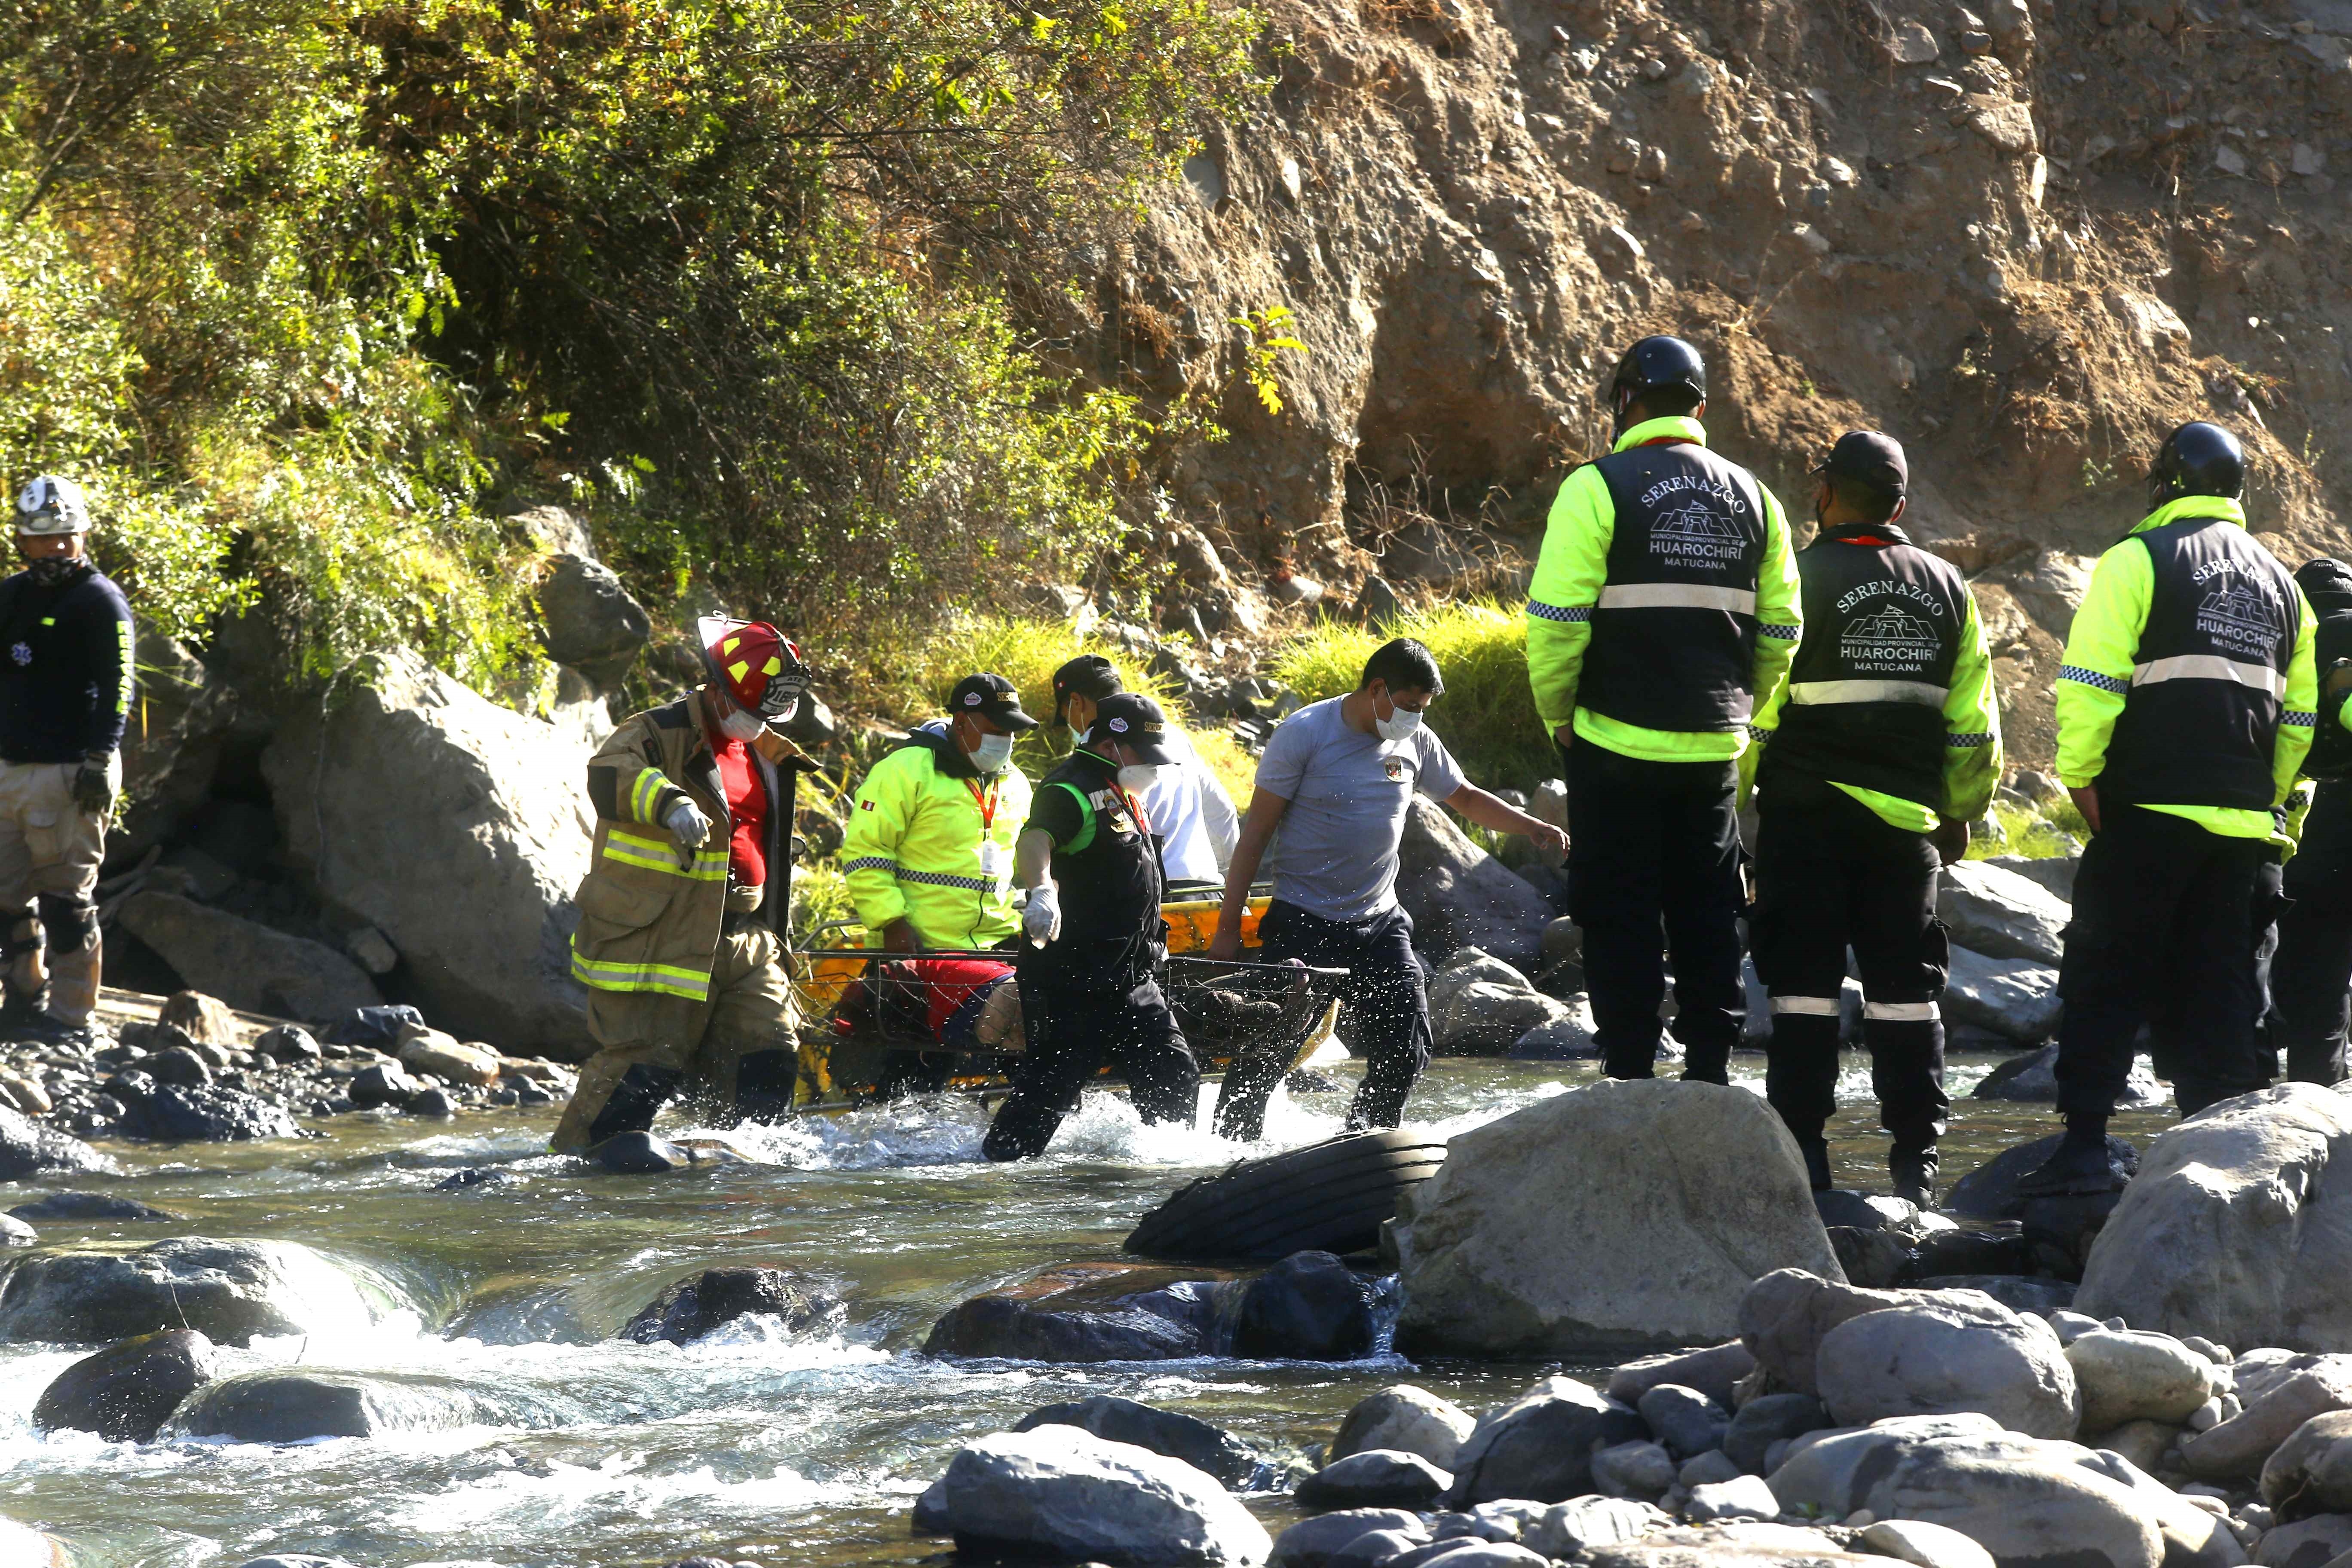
[1609,335,1707,423]
[2149,420,2245,509]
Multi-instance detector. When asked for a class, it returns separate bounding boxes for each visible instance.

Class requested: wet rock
[1948,1134,2140,1221]
[118,892,383,1023]
[1608,1340,1757,1409]
[433,1167,518,1193]
[1297,1449,1452,1511]
[319,1004,424,1050]
[1017,1395,1265,1490]
[1445,1375,1648,1505]
[1268,1509,1427,1568]
[925,1262,1224,1361]
[33,1329,219,1442]
[1235,1251,1374,1360]
[348,1062,421,1110]
[2079,1087,2352,1352]
[1525,1497,1670,1558]
[2184,1363,2352,1480]
[0,1103,109,1180]
[1593,1438,1678,1498]
[145,1045,212,1087]
[1943,946,2063,1041]
[1396,796,1555,970]
[1974,1043,2165,1109]
[1638,1383,1730,1458]
[254,1026,322,1065]
[1816,1298,2080,1438]
[1397,1081,1840,1357]
[0,1214,32,1246]
[593,1131,688,1173]
[622,1266,844,1346]
[913,1425,1271,1565]
[2263,1411,2352,1519]
[1938,861,2070,965]
[2069,1329,2218,1430]
[0,1236,378,1346]
[403,1086,456,1118]
[1330,1384,1476,1469]
[1725,1393,1830,1473]
[174,1371,380,1442]
[125,1083,301,1142]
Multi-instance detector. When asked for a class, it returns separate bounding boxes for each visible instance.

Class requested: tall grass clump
[1271,600,1553,791]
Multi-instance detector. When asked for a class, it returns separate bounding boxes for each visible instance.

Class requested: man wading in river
[554,619,817,1154]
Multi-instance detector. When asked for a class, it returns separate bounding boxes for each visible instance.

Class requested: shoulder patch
[649,699,693,729]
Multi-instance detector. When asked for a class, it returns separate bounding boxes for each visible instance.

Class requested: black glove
[73,752,117,815]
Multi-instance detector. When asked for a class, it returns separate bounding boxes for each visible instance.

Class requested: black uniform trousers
[2266,778,2352,1087]
[2056,802,2278,1119]
[1750,780,1949,1154]
[1564,738,1745,1082]
[1255,899,1431,1130]
[982,973,1200,1161]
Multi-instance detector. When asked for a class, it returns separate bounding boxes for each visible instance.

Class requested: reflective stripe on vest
[602,828,728,882]
[1597,582,1758,614]
[1786,678,1950,707]
[1864,1000,1940,1021]
[2131,654,2285,697]
[841,855,1002,894]
[568,946,714,1000]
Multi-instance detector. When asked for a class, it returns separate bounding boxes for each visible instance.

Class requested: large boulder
[115,892,382,1023]
[1396,796,1555,970]
[619,1266,842,1345]
[1329,1385,1476,1469]
[1395,1079,1842,1357]
[913,1426,1271,1565]
[2253,1516,2352,1568]
[1938,861,2070,966]
[0,1104,109,1180]
[1444,1375,1649,1504]
[2183,1362,2352,1480]
[1267,1510,1427,1568]
[1294,1449,1451,1511]
[537,553,650,691]
[1233,1251,1375,1360]
[2265,1411,2352,1519]
[1015,1396,1266,1490]
[1432,981,1574,1056]
[170,1370,486,1443]
[32,1329,220,1442]
[0,1237,383,1346]
[1813,1298,2081,1438]
[924,1263,1229,1362]
[1739,1269,2014,1395]
[1942,948,2063,1042]
[1948,1134,2140,1222]
[261,649,594,1055]
[2077,1085,2352,1351]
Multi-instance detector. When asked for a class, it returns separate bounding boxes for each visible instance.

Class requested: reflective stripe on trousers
[1770,995,1940,1020]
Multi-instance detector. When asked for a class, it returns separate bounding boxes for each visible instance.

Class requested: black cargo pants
[982,974,1200,1161]
[1254,899,1432,1130]
[2266,779,2352,1087]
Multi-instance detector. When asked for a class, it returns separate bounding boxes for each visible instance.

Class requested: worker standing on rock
[553,619,816,1154]
[2024,422,2317,1197]
[2269,557,2352,1088]
[1208,638,1567,1128]
[985,692,1201,1159]
[1049,654,1238,887]
[0,477,131,1046]
[1744,433,2002,1208]
[1525,336,1803,1084]
[841,674,1035,952]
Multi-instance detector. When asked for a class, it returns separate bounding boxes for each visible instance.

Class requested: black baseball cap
[1091,692,1177,765]
[1813,431,1908,498]
[1050,654,1124,717]
[949,672,1038,731]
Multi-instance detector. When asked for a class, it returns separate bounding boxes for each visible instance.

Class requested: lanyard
[965,779,999,830]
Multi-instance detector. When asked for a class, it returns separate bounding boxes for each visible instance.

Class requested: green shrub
[1270,600,1555,792]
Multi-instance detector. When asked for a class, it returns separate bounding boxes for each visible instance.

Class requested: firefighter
[1745,432,2003,1207]
[984,691,1201,1159]
[2024,421,2318,1196]
[1525,336,1803,1084]
[841,674,1035,952]
[552,619,816,1154]
[0,476,132,1045]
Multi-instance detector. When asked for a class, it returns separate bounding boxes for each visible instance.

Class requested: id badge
[978,839,1006,880]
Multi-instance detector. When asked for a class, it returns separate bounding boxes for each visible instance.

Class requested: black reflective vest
[1022,752,1166,990]
[2103,516,2297,811]
[1761,522,1969,810]
[1577,441,1770,732]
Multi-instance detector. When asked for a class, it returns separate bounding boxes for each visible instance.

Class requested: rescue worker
[553,619,815,1154]
[841,673,1035,951]
[0,476,132,1044]
[2270,557,2352,1088]
[1744,433,2003,1207]
[2023,421,2317,1196]
[984,691,1201,1159]
[1525,336,1803,1084]
[1049,655,1238,886]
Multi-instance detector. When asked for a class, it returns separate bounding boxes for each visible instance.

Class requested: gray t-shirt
[1255,697,1467,921]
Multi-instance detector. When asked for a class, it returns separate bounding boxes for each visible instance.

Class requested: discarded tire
[1123,1130,1447,1262]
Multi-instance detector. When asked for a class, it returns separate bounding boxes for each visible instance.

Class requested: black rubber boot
[1798,1136,1833,1192]
[1891,1146,1939,1211]
[583,1063,686,1148]
[727,1049,799,1127]
[2018,1125,2128,1197]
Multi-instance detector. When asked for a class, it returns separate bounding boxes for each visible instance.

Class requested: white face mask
[717,707,765,742]
[1375,692,1425,743]
[969,730,1014,774]
[1118,763,1164,793]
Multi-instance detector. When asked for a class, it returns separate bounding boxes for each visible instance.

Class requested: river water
[0,1053,2169,1568]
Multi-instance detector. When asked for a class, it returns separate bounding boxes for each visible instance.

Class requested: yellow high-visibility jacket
[842,724,1030,949]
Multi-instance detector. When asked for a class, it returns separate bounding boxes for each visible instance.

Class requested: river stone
[131,1082,302,1142]
[621,1267,843,1345]
[0,1214,31,1246]
[1445,1375,1648,1505]
[117,891,383,1023]
[32,1329,220,1442]
[1638,1382,1730,1458]
[594,1131,688,1173]
[1268,1510,1428,1568]
[1016,1395,1264,1490]
[9,1192,176,1222]
[1942,947,2063,1041]
[925,1262,1225,1361]
[1525,1498,1670,1558]
[256,1025,323,1064]
[2079,1087,2352,1351]
[1939,861,2071,965]
[395,1027,502,1087]
[2069,1329,2217,1430]
[1739,1269,2009,1394]
[2251,1515,2352,1568]
[1593,1438,1678,1497]
[1588,1522,1884,1568]
[158,988,239,1046]
[1858,1519,1999,1568]
[1948,1134,2141,1221]
[1426,949,1536,1010]
[2263,1411,2352,1519]
[2184,1365,2352,1479]
[1329,1528,1436,1567]
[173,1371,401,1443]
[1725,1393,1830,1473]
[348,1062,420,1110]
[1814,1299,2080,1438]
[1914,1276,2079,1317]
[0,1237,380,1346]
[1397,1080,1841,1357]
[145,1045,211,1087]
[1396,796,1555,970]
[0,1103,109,1180]
[1431,982,1572,1056]
[1688,1473,1780,1521]
[1330,1385,1476,1469]
[1973,1044,2166,1109]
[914,1426,1272,1566]
[1236,1251,1375,1361]
[1391,1546,1548,1567]
[1296,1450,1452,1511]
[1609,1340,1758,1409]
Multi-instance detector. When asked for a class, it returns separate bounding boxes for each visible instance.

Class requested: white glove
[665,797,712,849]
[1023,884,1063,946]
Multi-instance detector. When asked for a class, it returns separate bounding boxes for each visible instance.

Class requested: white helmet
[14,476,90,536]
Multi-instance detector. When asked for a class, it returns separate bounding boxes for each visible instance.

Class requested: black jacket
[0,563,134,764]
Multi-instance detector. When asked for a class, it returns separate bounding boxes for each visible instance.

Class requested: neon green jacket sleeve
[2277,588,2320,804]
[1526,465,1613,733]
[1942,587,2003,821]
[1749,487,1803,725]
[2054,538,2152,789]
[841,745,920,931]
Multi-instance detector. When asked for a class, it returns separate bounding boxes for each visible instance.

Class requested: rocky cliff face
[1086,0,2352,761]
